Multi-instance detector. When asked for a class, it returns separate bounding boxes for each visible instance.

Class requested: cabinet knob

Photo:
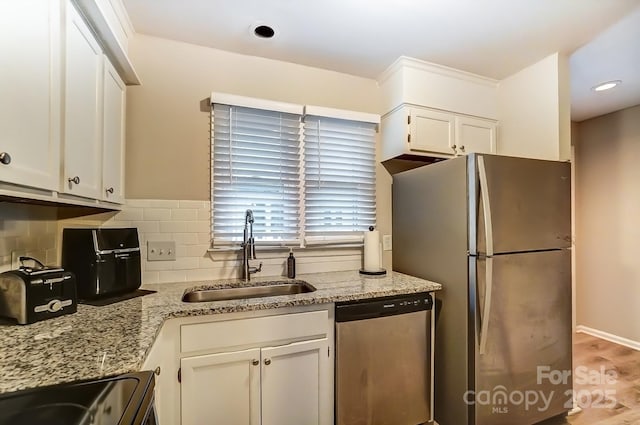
[154,366,161,376]
[106,187,114,194]
[0,152,11,165]
[68,176,80,185]
[252,359,259,366]
[451,145,457,150]
[264,359,271,366]
[460,145,465,151]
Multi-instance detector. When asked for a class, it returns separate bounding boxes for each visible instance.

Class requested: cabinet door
[64,1,103,199]
[0,0,61,190]
[181,348,261,425]
[455,115,497,155]
[261,338,330,425]
[409,108,455,155]
[102,58,126,203]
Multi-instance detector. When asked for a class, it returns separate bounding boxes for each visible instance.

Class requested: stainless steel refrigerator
[392,153,572,425]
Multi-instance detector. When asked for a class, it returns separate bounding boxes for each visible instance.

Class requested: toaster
[0,257,77,325]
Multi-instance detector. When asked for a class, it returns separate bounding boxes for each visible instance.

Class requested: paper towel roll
[363,229,381,272]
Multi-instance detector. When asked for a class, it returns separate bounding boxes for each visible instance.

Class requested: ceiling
[123,0,640,121]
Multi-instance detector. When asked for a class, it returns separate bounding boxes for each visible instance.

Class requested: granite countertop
[0,270,441,394]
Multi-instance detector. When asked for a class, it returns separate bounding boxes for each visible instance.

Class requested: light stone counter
[0,270,441,394]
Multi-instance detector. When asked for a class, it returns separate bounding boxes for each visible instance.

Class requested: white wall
[575,105,640,344]
[497,52,571,161]
[126,34,381,200]
[72,34,391,283]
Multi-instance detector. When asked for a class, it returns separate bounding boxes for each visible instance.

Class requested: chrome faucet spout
[244,209,256,260]
[241,209,261,281]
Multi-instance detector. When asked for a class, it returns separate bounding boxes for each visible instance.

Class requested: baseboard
[576,325,640,351]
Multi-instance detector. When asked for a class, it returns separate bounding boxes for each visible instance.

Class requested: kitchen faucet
[241,209,262,282]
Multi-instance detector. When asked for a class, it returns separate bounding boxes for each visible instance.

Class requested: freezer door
[474,250,572,425]
[474,154,571,254]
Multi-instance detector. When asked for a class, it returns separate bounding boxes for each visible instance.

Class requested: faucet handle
[249,262,263,274]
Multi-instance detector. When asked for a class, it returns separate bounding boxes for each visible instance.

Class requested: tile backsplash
[0,203,58,273]
[60,199,361,284]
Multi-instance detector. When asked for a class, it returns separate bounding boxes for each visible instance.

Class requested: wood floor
[539,332,640,425]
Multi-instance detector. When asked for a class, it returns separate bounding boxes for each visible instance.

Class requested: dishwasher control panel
[335,292,433,322]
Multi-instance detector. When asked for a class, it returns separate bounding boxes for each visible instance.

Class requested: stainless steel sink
[181,280,316,303]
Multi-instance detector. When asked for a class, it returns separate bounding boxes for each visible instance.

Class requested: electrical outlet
[147,241,176,261]
[382,234,392,251]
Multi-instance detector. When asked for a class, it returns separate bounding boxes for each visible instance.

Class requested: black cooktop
[0,372,154,425]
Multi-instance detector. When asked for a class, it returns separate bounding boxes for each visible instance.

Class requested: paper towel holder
[360,226,387,276]
[359,268,387,276]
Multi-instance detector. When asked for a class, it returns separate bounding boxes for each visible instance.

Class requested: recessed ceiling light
[254,25,275,39]
[592,80,621,92]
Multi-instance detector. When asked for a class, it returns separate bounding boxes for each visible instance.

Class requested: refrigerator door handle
[479,257,493,355]
[478,156,494,256]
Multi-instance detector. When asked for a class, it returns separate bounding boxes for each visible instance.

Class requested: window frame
[209,92,380,250]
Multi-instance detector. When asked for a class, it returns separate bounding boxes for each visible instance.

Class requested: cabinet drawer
[181,310,329,353]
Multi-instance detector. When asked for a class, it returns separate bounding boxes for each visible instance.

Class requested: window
[210,93,379,248]
[303,115,377,245]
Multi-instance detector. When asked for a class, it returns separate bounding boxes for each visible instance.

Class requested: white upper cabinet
[454,115,497,156]
[102,58,126,203]
[0,0,61,191]
[379,55,571,163]
[381,105,497,162]
[0,0,135,208]
[409,108,456,155]
[378,58,499,164]
[73,0,140,84]
[63,1,103,199]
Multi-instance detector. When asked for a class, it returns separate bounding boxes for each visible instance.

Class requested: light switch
[147,241,176,261]
[382,234,392,251]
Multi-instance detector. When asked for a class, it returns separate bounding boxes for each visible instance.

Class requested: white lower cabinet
[147,307,334,425]
[181,339,329,425]
[181,348,261,425]
[261,339,329,425]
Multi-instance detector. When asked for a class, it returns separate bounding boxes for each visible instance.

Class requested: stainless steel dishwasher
[335,292,434,425]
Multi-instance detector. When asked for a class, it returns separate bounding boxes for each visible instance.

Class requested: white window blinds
[303,116,377,245]
[211,103,302,245]
[211,95,379,248]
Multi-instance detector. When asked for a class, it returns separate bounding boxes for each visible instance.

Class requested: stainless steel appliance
[61,228,150,305]
[0,371,157,425]
[335,293,434,425]
[392,154,572,425]
[0,256,77,325]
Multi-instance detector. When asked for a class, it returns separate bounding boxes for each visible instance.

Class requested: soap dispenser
[287,249,296,278]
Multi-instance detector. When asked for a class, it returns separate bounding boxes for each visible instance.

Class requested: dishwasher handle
[336,293,433,322]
